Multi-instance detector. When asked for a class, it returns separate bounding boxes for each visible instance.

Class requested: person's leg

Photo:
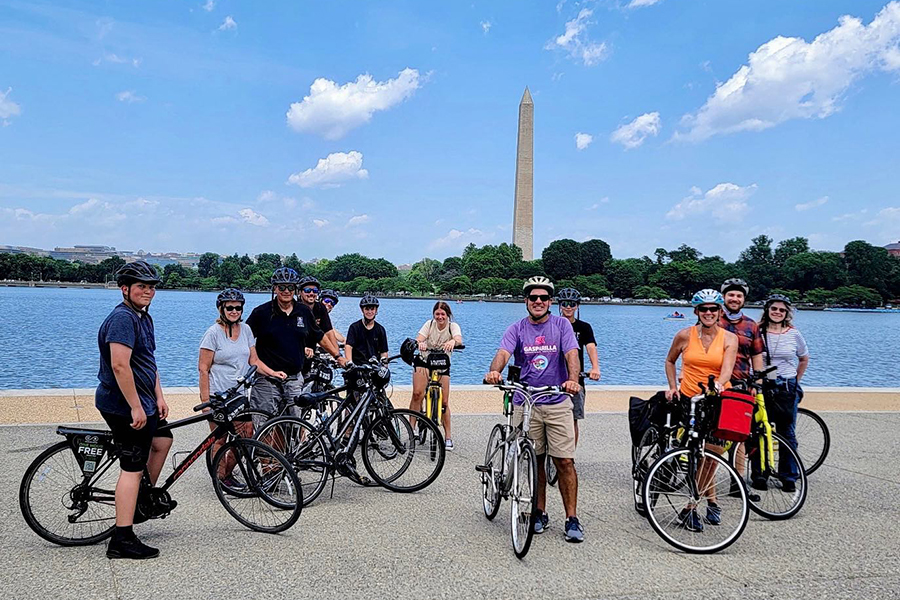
[115,470,143,527]
[440,375,452,443]
[776,382,800,483]
[146,434,173,485]
[545,400,578,518]
[409,368,427,429]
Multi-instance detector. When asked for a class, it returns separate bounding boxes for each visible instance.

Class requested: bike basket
[211,394,249,424]
[711,390,755,441]
[426,352,450,371]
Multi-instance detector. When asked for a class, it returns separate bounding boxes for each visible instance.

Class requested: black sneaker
[781,480,796,494]
[107,536,160,560]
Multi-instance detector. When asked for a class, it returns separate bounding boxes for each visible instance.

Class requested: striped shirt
[763,327,809,379]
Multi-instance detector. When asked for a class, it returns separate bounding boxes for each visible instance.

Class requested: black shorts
[101,411,172,472]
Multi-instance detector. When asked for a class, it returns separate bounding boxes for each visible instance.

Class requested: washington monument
[512,87,534,261]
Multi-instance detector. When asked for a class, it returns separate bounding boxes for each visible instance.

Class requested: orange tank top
[680,325,726,397]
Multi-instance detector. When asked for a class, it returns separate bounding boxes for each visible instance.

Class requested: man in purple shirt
[485,276,584,543]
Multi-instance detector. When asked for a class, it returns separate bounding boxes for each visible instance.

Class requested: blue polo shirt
[95,303,159,417]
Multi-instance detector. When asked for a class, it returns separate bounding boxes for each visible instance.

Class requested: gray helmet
[523,276,554,295]
[270,267,300,285]
[359,294,379,308]
[765,293,792,306]
[319,289,339,304]
[557,288,581,303]
[116,260,161,286]
[216,288,245,308]
[299,275,320,289]
[721,278,750,296]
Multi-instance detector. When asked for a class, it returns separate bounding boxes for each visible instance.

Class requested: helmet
[765,293,792,306]
[557,288,581,303]
[299,275,320,289]
[216,288,245,308]
[359,294,379,308]
[400,337,418,366]
[270,267,300,285]
[373,364,391,389]
[691,289,724,307]
[116,260,161,286]
[721,278,750,296]
[319,289,339,304]
[523,276,554,295]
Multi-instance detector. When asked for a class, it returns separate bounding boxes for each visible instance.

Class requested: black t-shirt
[310,301,333,335]
[246,300,323,375]
[570,318,597,380]
[346,320,388,365]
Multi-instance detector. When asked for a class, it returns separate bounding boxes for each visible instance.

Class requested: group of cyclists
[93,259,809,558]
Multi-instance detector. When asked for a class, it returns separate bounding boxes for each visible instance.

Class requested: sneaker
[564,516,584,543]
[417,424,428,445]
[781,480,796,494]
[445,439,454,451]
[107,535,160,560]
[678,508,704,532]
[220,475,247,494]
[751,477,768,491]
[533,511,549,534]
[705,503,721,526]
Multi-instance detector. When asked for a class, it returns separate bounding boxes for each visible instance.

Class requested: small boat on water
[664,311,686,321]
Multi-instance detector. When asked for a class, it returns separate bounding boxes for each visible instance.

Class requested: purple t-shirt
[500,315,579,405]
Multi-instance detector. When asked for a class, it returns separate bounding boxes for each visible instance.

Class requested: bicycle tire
[644,448,748,554]
[252,416,331,506]
[631,426,661,516]
[481,424,506,520]
[739,431,808,520]
[20,441,117,546]
[427,386,442,462]
[795,407,830,475]
[362,409,445,493]
[205,409,274,478]
[211,438,303,533]
[510,441,537,559]
[546,455,559,487]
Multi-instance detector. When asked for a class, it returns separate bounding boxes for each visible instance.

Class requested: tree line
[1,236,898,307]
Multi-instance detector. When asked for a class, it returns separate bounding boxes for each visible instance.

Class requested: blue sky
[1,0,899,263]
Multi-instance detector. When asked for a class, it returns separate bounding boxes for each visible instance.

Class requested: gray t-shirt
[200,323,256,394]
[763,327,809,379]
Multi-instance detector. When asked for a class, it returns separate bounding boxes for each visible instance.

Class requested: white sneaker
[445,439,454,451]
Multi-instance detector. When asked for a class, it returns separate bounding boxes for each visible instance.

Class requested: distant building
[50,245,119,264]
[886,241,900,257]
[0,245,50,256]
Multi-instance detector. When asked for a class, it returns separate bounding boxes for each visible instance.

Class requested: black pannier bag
[628,391,669,446]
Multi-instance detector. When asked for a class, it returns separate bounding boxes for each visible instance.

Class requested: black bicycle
[20,367,303,546]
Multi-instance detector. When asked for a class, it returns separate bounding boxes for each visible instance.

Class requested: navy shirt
[246,300,323,376]
[95,303,159,417]
[346,320,388,365]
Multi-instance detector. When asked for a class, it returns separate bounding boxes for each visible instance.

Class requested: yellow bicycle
[413,344,464,461]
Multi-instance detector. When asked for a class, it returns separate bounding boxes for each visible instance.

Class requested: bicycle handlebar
[193,365,258,412]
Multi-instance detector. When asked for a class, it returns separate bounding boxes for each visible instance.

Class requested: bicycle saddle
[293,390,332,408]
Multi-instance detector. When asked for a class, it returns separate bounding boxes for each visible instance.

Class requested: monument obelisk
[512,87,534,260]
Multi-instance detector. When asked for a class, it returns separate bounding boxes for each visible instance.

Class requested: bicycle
[20,366,303,546]
[547,371,591,487]
[476,373,573,559]
[254,355,446,506]
[411,343,465,459]
[642,376,749,554]
[796,406,830,475]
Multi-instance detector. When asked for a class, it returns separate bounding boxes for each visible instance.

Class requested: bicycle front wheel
[211,438,303,533]
[740,431,808,520]
[510,441,537,559]
[205,409,274,478]
[481,424,506,520]
[252,416,331,506]
[426,386,442,461]
[362,409,445,493]
[644,448,748,554]
[795,407,830,475]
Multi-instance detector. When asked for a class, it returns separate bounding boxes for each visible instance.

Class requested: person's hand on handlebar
[485,370,502,385]
[588,367,600,381]
[271,370,288,380]
[336,356,347,368]
[441,340,456,353]
[562,380,581,395]
[418,340,428,352]
[664,387,679,402]
[305,347,314,359]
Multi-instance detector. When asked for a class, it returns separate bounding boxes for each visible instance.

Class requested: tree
[605,258,649,298]
[633,285,669,300]
[831,285,883,307]
[248,273,269,291]
[198,253,220,278]
[580,239,611,275]
[515,259,545,279]
[572,274,609,298]
[283,253,304,274]
[648,260,703,299]
[320,253,399,281]
[697,256,730,290]
[410,258,442,283]
[804,288,834,306]
[774,237,810,268]
[217,258,242,286]
[541,238,581,280]
[255,253,282,272]
[735,235,776,299]
[98,257,126,282]
[474,277,507,295]
[442,275,473,295]
[461,243,521,281]
[843,240,890,298]
[667,244,701,263]
[782,251,847,293]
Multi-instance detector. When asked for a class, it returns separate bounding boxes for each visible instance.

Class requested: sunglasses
[276,285,295,292]
[223,305,243,312]
[527,294,551,303]
[696,305,720,313]
[769,306,787,313]
[301,287,319,294]
[559,301,578,308]
[322,299,335,306]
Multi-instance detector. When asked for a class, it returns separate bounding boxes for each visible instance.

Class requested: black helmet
[721,278,750,296]
[359,294,379,308]
[299,275,320,288]
[400,337,418,366]
[270,267,300,285]
[765,293,792,306]
[319,289,339,304]
[116,260,161,286]
[216,288,245,308]
[557,288,581,303]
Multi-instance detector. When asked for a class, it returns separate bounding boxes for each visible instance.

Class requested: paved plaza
[3,411,899,600]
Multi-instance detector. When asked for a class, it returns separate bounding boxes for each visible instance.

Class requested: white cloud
[286,68,420,140]
[610,112,661,149]
[795,196,829,211]
[666,183,757,223]
[256,190,299,210]
[481,21,492,34]
[574,132,593,150]
[551,71,565,82]
[833,209,868,222]
[287,151,369,189]
[0,88,22,124]
[218,16,237,31]
[676,2,900,142]
[202,0,215,12]
[313,219,329,228]
[585,197,610,210]
[428,227,493,251]
[115,90,145,103]
[238,208,268,226]
[93,53,141,68]
[545,9,609,67]
[627,0,664,8]
[347,214,370,227]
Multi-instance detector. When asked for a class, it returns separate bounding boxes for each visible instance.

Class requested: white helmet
[523,276,554,295]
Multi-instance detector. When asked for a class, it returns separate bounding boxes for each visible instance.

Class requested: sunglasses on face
[301,287,319,294]
[322,299,335,306]
[276,285,295,292]
[527,294,551,303]
[223,305,243,312]
[559,301,578,308]
[769,306,787,314]
[696,305,720,313]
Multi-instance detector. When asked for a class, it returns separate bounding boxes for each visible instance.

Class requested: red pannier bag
[712,390,756,441]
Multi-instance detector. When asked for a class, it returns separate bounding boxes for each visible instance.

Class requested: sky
[1,0,899,264]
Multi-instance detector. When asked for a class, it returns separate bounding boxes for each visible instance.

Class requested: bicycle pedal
[474,464,491,473]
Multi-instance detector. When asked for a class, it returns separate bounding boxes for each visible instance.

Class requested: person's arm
[750,323,766,374]
[664,330,687,400]
[417,321,430,352]
[718,331,739,390]
[586,343,600,380]
[248,346,286,380]
[320,330,341,360]
[751,353,764,373]
[154,372,168,420]
[797,355,809,381]
[563,349,581,394]
[485,349,511,383]
[110,342,147,429]
[199,348,214,403]
[444,322,463,353]
[379,326,389,360]
[795,330,810,382]
[334,329,346,344]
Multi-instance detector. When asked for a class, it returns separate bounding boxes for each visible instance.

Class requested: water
[1,287,898,389]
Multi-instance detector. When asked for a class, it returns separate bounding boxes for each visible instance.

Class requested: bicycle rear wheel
[739,431,808,520]
[795,407,830,475]
[481,424,506,520]
[510,441,537,559]
[644,448,748,554]
[20,441,118,546]
[361,409,445,492]
[211,438,303,533]
[252,416,330,506]
[631,426,661,516]
[205,409,274,478]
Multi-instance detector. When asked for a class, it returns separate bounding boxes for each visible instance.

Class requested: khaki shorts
[514,398,576,459]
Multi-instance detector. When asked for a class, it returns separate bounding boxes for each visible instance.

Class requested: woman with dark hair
[758,293,809,493]
[409,301,463,450]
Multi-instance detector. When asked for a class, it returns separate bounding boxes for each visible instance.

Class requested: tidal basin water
[1,286,898,389]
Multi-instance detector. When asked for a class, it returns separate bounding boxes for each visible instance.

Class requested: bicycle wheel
[510,441,537,559]
[361,408,445,492]
[481,424,506,520]
[19,442,117,546]
[546,454,559,487]
[738,431,808,520]
[631,426,660,516]
[795,407,830,475]
[644,448,748,554]
[205,409,274,478]
[211,438,303,533]
[426,386,442,461]
[252,416,330,506]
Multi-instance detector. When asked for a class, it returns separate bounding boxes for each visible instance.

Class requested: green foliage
[843,240,890,298]
[774,237,810,268]
[197,252,220,278]
[200,277,219,291]
[541,238,582,280]
[319,253,398,281]
[579,239,611,275]
[633,285,669,300]
[648,260,702,299]
[782,251,847,293]
[667,244,701,263]
[831,285,883,307]
[514,259,545,279]
[696,256,730,290]
[462,243,521,281]
[803,288,834,305]
[605,258,650,298]
[735,235,776,299]
[571,274,610,298]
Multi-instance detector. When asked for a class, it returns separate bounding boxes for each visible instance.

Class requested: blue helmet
[691,289,724,307]
[270,267,300,285]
